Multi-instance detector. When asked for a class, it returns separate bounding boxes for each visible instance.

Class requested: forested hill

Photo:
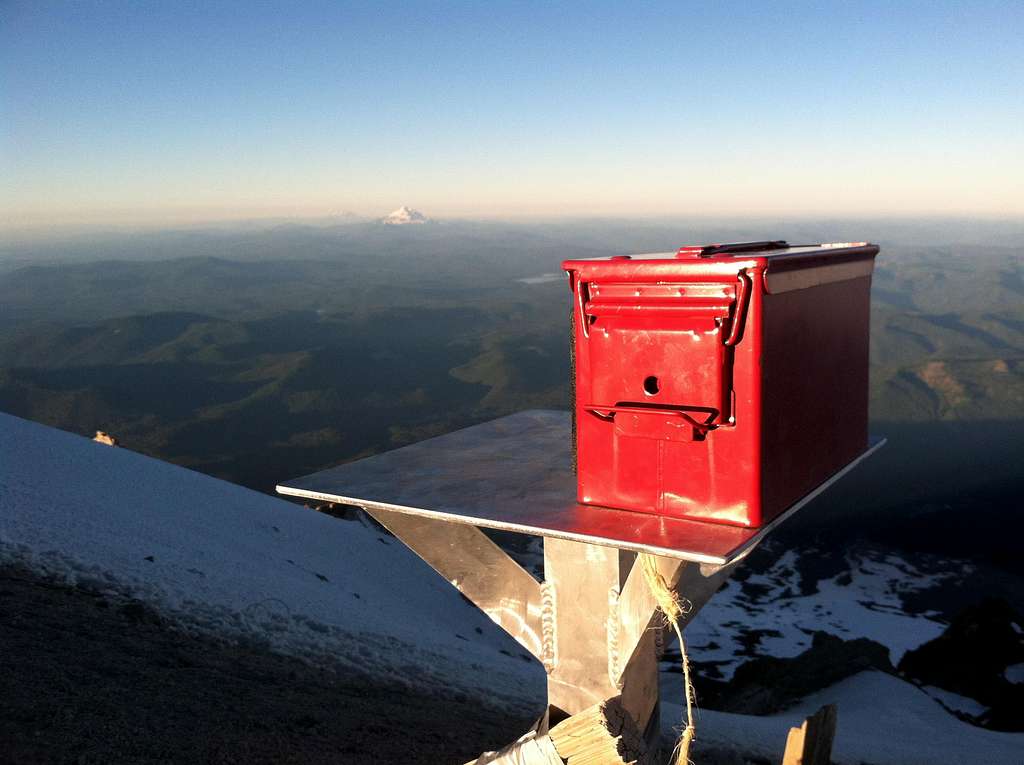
[0,222,1021,546]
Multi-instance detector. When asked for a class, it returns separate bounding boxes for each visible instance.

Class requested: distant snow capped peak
[380,206,429,225]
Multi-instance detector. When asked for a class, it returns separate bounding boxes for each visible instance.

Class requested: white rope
[639,554,695,765]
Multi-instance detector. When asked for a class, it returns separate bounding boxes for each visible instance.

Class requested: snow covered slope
[5,411,1019,763]
[664,670,1024,765]
[0,412,543,709]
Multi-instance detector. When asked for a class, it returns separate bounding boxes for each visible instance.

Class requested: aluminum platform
[277,410,884,566]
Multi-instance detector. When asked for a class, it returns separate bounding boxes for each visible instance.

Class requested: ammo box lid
[562,241,879,293]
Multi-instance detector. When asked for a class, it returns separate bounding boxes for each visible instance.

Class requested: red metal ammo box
[563,241,879,528]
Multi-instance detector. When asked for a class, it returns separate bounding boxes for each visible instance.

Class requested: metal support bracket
[365,507,545,660]
[276,411,885,764]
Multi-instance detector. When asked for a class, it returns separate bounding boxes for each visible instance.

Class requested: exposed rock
[697,631,893,715]
[898,598,1024,731]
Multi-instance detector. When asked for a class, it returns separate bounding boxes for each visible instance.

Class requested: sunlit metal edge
[276,436,884,565]
[275,486,729,565]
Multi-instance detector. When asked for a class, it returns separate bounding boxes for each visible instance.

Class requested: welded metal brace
[365,506,740,763]
[276,413,884,763]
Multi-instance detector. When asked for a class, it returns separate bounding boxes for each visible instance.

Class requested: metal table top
[277,410,884,565]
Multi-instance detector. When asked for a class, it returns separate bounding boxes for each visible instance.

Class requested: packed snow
[1006,662,1024,684]
[920,685,989,718]
[0,412,544,709]
[663,670,1024,765]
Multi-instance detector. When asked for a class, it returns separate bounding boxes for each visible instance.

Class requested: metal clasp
[723,270,752,347]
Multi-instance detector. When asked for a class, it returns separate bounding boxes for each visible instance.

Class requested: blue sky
[2,1,1022,227]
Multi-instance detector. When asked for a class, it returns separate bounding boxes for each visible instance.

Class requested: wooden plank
[782,724,805,765]
[805,704,837,765]
[467,730,564,765]
[549,696,647,765]
[782,704,837,765]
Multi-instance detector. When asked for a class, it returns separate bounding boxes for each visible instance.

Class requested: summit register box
[563,241,879,528]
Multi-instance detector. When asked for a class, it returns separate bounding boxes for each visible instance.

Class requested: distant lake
[516,273,563,285]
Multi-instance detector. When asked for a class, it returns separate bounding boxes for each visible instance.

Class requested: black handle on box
[699,241,788,257]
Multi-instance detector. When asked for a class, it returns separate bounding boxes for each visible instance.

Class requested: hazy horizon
[4,1,1023,230]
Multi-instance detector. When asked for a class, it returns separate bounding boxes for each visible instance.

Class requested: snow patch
[663,671,1024,765]
[1006,662,1024,684]
[921,685,989,717]
[682,547,957,680]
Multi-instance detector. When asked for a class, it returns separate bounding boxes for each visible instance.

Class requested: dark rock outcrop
[898,598,1024,731]
[696,631,893,715]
